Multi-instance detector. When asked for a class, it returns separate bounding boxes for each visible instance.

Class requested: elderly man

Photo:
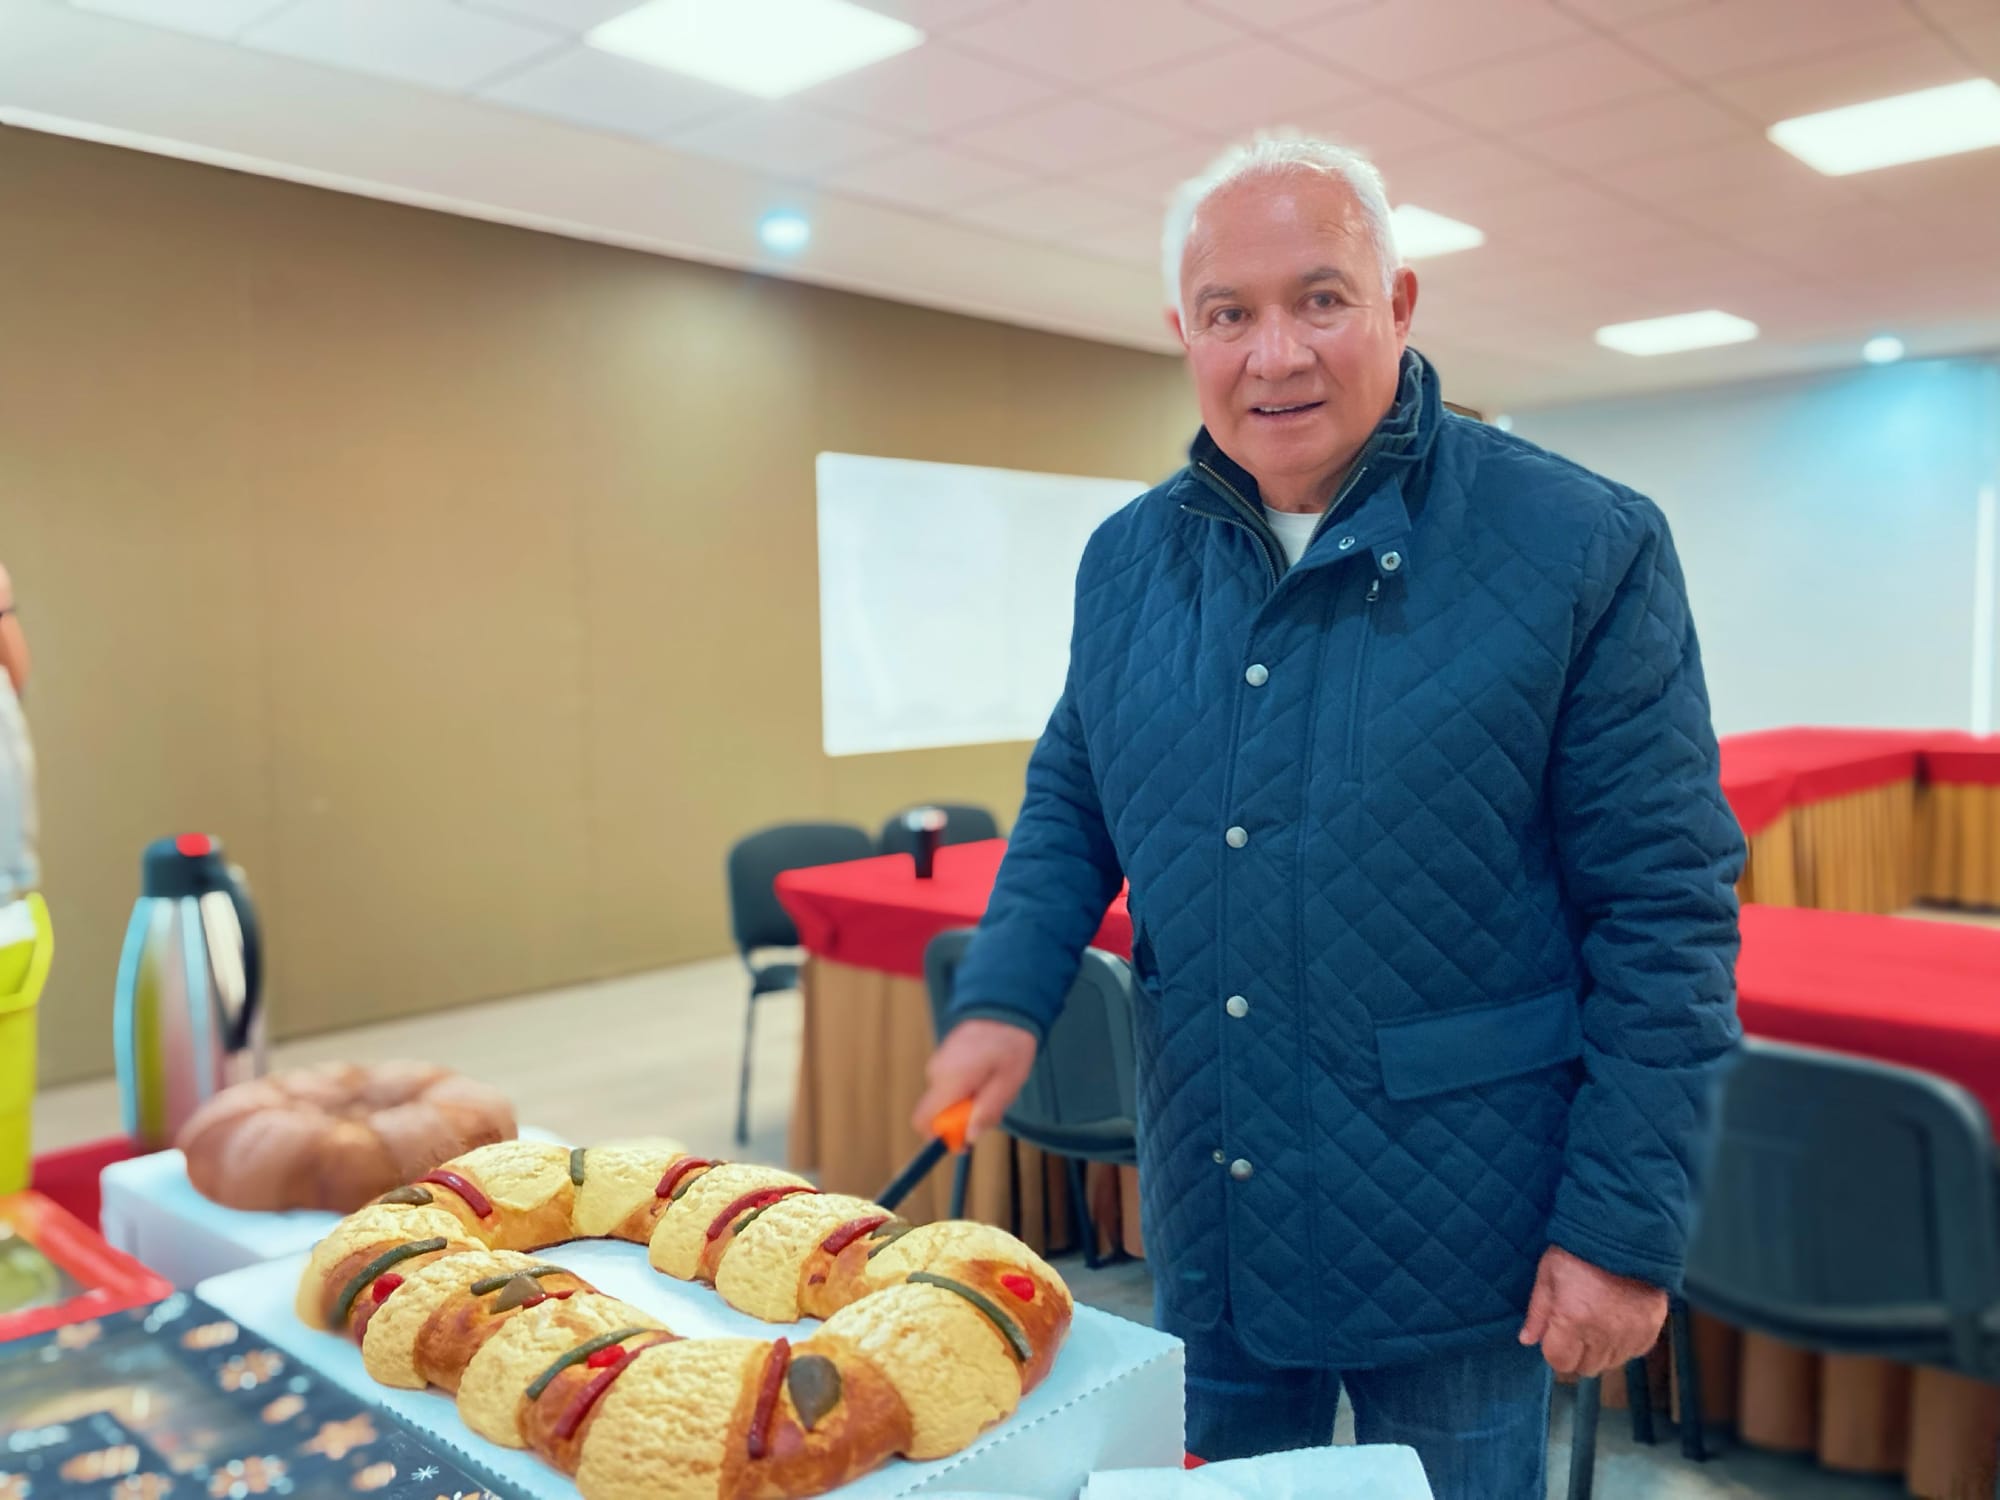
[913,136,1743,1496]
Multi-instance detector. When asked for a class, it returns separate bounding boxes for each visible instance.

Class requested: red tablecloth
[1719,728,1930,835]
[780,843,2000,1130]
[777,841,1129,978]
[1923,732,2000,787]
[1738,905,2000,1125]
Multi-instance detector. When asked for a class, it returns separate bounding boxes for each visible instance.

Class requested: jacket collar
[1177,347,1440,579]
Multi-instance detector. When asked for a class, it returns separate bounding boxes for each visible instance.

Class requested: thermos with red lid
[112,833,265,1149]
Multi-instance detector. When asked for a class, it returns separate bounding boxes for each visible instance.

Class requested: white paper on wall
[816,452,1148,757]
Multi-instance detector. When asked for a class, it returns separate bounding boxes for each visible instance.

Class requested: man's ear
[1165,304,1188,347]
[1391,267,1419,341]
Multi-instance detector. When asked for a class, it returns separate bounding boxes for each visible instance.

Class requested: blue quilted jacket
[949,350,1745,1370]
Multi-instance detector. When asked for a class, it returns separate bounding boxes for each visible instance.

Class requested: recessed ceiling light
[1768,78,2000,176]
[587,0,922,100]
[1391,204,1484,260]
[759,211,812,253]
[1595,310,1759,357]
[1862,334,1906,365]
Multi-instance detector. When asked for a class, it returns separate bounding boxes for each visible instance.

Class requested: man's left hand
[1518,1245,1668,1378]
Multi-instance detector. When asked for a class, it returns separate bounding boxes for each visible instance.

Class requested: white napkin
[1082,1445,1433,1500]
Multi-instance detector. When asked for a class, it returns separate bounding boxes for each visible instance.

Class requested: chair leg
[734,986,757,1147]
[949,1153,970,1221]
[1626,1356,1656,1446]
[1064,1157,1101,1268]
[1567,1376,1601,1500]
[1668,1296,1707,1462]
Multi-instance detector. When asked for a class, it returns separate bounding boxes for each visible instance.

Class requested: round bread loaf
[179,1061,515,1213]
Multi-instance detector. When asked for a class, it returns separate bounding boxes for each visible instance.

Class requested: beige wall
[0,127,1194,1087]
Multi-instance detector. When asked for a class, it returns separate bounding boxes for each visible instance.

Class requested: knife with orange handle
[875,1097,975,1213]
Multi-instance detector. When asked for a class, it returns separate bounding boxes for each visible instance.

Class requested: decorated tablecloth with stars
[0,1294,509,1500]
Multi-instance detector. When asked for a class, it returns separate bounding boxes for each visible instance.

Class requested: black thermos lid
[141,833,237,899]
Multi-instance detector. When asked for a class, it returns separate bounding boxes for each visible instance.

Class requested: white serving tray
[100,1129,564,1288]
[198,1239,1185,1499]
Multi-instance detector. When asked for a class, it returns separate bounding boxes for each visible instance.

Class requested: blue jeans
[1178,1315,1555,1500]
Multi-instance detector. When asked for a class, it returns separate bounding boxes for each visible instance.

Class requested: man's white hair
[1161,134,1400,316]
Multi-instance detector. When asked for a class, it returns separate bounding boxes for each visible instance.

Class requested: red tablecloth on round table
[779,838,2000,1131]
[1718,728,1930,835]
[1924,732,2000,787]
[776,840,1130,977]
[1737,904,2000,1123]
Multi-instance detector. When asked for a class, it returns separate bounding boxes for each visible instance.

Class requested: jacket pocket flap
[1376,987,1582,1103]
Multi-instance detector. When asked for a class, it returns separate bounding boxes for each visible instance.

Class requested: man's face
[1173,172,1417,501]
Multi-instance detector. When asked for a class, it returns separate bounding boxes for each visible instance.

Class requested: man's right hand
[911,1019,1039,1143]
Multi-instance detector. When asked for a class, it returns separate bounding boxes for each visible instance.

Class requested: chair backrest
[924,927,1138,1164]
[1685,1037,2000,1375]
[725,822,875,954]
[878,804,1001,857]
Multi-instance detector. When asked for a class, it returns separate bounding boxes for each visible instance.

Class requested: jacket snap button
[1337,536,1357,551]
[1212,1149,1226,1165]
[1244,663,1268,687]
[1225,995,1249,1018]
[1381,550,1403,573]
[1224,826,1248,849]
[1229,1158,1254,1181]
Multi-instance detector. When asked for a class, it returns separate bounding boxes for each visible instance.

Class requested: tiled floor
[37,957,1908,1498]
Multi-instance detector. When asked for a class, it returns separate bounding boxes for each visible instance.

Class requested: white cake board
[100,1129,564,1288]
[197,1239,1187,1499]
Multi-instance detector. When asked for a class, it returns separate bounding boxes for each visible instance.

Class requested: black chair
[923,927,1138,1269]
[724,821,875,1146]
[1567,1039,2000,1497]
[877,803,1001,858]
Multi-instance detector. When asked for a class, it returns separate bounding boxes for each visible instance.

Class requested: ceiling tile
[1290,91,1470,156]
[1703,32,1978,124]
[1513,88,1745,169]
[1620,0,1927,78]
[1294,0,1588,85]
[821,142,1038,214]
[947,96,1193,172]
[1543,0,1717,26]
[796,41,1058,135]
[1189,0,1385,25]
[66,0,290,41]
[1470,177,1655,235]
[950,0,1245,86]
[241,0,562,91]
[1590,132,1852,202]
[1380,139,1558,217]
[1100,37,1370,135]
[1943,21,2000,75]
[1073,140,1221,207]
[1843,142,2000,207]
[1415,36,1678,129]
[477,46,741,138]
[458,0,642,34]
[856,0,1025,31]
[950,180,1156,242]
[1911,0,2000,23]
[669,103,905,178]
[1069,211,1170,269]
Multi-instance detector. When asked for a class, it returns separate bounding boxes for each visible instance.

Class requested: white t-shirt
[1262,506,1323,569]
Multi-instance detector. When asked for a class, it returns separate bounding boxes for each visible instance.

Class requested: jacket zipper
[1192,461,1284,589]
[1192,459,1377,592]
